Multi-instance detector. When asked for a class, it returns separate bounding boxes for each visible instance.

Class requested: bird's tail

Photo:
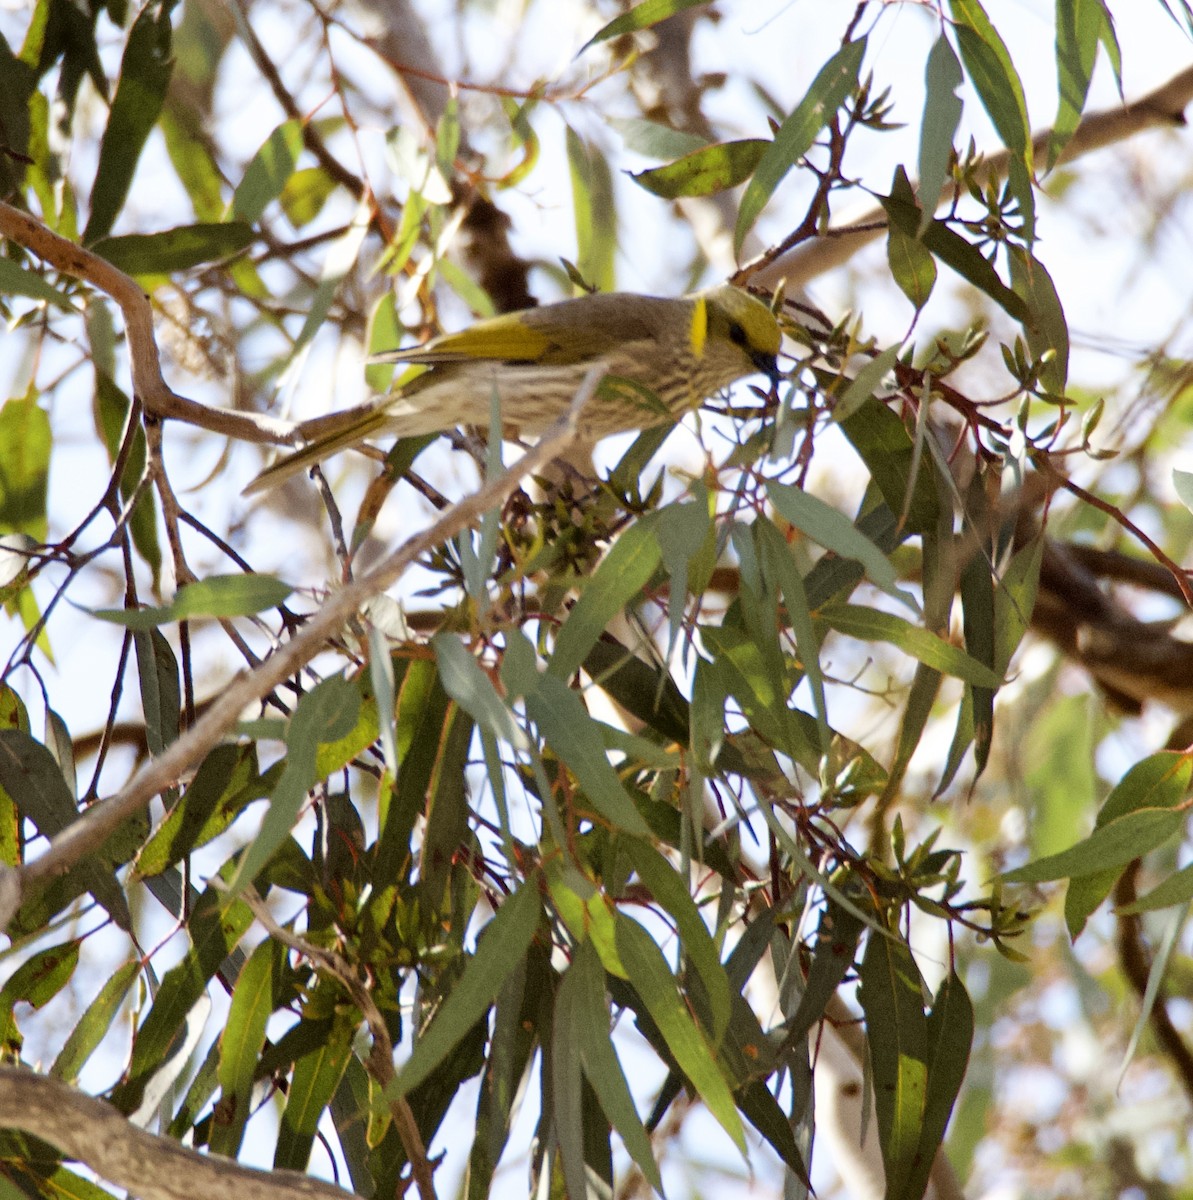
[242,409,393,495]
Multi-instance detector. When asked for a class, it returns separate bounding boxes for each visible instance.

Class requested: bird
[243,282,783,494]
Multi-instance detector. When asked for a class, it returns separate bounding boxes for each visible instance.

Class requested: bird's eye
[728,322,747,346]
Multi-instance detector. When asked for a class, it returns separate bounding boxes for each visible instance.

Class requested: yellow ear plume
[688,296,708,358]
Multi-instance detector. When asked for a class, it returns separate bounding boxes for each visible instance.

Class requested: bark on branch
[748,63,1193,290]
[0,1066,353,1200]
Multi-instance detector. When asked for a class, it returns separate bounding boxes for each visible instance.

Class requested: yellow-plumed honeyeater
[244,283,782,494]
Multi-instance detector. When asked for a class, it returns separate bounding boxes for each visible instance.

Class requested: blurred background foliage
[2,2,1193,1198]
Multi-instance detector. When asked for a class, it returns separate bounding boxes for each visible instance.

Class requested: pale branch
[0,1066,353,1200]
[0,201,294,445]
[0,371,596,933]
[745,63,1193,291]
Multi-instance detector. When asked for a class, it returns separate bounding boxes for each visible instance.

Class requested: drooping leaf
[0,393,51,540]
[769,480,920,613]
[525,673,652,837]
[1001,807,1185,885]
[50,959,139,1083]
[84,0,174,243]
[819,603,1004,687]
[108,870,254,1115]
[231,118,305,225]
[274,1007,356,1170]
[211,939,278,1158]
[858,930,928,1200]
[614,913,745,1153]
[918,34,964,231]
[390,881,542,1099]
[1050,0,1119,168]
[736,38,867,252]
[566,127,616,293]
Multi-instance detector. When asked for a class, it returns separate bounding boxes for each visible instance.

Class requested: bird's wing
[242,409,395,495]
[372,312,554,366]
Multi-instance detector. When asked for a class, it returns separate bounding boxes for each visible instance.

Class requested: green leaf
[232,118,305,225]
[0,393,51,539]
[50,959,139,1082]
[84,1,174,243]
[579,0,712,52]
[280,166,339,228]
[609,116,706,159]
[0,940,80,1054]
[786,899,866,1045]
[880,191,1029,324]
[887,221,937,312]
[631,138,768,198]
[1009,247,1070,395]
[0,32,36,195]
[909,972,974,1200]
[275,1007,356,1170]
[566,127,617,293]
[228,674,360,893]
[0,257,74,310]
[959,505,996,777]
[138,744,265,875]
[836,397,943,535]
[619,838,731,1039]
[390,881,541,1099]
[92,366,160,584]
[466,945,547,1199]
[551,958,592,1200]
[90,573,292,627]
[568,940,665,1193]
[434,634,527,750]
[699,622,814,767]
[525,674,652,836]
[947,0,1035,236]
[819,603,1004,687]
[109,872,254,1115]
[92,222,254,275]
[550,520,662,680]
[1097,751,1191,826]
[769,479,920,614]
[834,344,903,423]
[918,34,964,233]
[177,573,293,618]
[0,730,129,929]
[1118,863,1193,915]
[1050,0,1118,168]
[947,0,1031,161]
[858,930,928,1200]
[1001,808,1185,884]
[886,168,937,310]
[615,913,745,1153]
[211,940,277,1158]
[736,38,866,253]
[134,628,181,758]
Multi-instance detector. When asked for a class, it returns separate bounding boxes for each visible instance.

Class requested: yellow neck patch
[688,297,708,358]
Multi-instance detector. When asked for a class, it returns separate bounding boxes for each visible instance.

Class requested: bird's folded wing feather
[242,409,394,495]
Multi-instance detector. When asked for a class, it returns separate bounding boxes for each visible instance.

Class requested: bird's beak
[753,350,783,384]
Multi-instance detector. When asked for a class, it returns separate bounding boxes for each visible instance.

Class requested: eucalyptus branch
[0,1066,354,1200]
[0,202,295,445]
